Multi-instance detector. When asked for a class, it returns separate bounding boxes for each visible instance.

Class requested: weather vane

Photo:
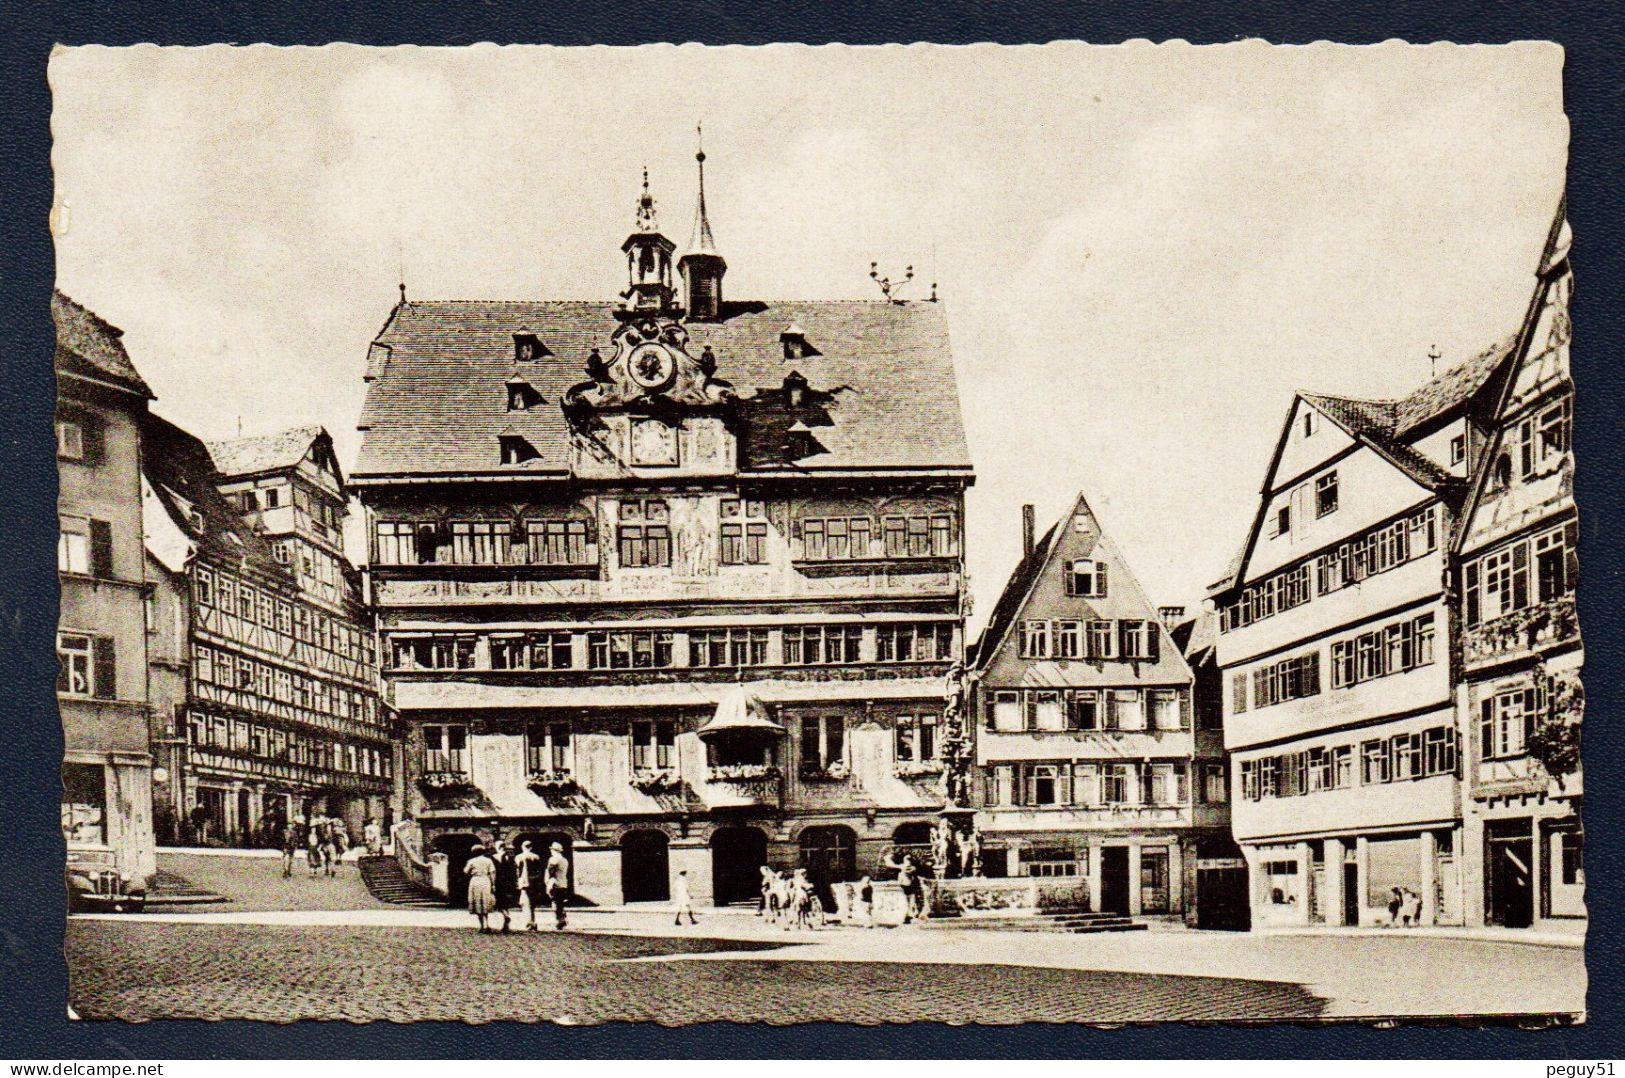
[869,262,914,303]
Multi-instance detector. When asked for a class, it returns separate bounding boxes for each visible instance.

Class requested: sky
[49,42,1567,631]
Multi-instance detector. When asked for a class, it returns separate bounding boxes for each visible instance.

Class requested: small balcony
[524,769,577,794]
[1465,595,1579,667]
[798,761,852,784]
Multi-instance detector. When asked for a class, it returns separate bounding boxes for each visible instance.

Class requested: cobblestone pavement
[154,853,389,912]
[68,920,1327,1024]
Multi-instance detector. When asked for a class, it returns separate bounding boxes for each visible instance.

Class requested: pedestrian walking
[889,852,923,923]
[280,820,298,879]
[672,869,699,925]
[322,817,341,877]
[1388,886,1404,927]
[544,841,571,930]
[465,844,497,933]
[855,875,874,928]
[305,814,325,878]
[364,817,383,856]
[514,839,543,932]
[491,840,519,933]
[758,863,775,918]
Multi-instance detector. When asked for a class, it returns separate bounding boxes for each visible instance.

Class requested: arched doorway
[711,826,768,906]
[621,829,671,903]
[430,833,480,908]
[799,825,858,910]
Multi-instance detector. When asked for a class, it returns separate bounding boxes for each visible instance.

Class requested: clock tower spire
[679,125,727,321]
[620,167,677,316]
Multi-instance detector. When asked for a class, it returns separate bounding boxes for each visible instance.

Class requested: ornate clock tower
[620,169,678,316]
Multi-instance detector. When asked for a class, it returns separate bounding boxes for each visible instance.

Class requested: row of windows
[387,622,957,672]
[1489,396,1571,490]
[419,712,942,778]
[988,761,1228,808]
[986,688,1189,733]
[194,566,371,668]
[193,644,378,727]
[374,505,962,568]
[188,712,390,778]
[1238,726,1458,800]
[1464,521,1577,627]
[1017,619,1159,661]
[1329,613,1437,689]
[1232,611,1437,713]
[1220,507,1438,632]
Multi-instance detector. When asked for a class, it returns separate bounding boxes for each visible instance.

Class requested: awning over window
[696,683,785,741]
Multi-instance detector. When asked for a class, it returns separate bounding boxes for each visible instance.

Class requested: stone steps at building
[922,908,1149,934]
[358,855,447,908]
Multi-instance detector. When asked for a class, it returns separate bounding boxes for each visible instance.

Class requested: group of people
[1387,885,1425,927]
[758,865,830,930]
[275,814,386,878]
[463,839,572,933]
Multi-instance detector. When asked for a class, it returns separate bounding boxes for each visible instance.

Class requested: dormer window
[783,370,808,408]
[513,333,550,363]
[780,324,820,361]
[499,435,541,465]
[506,377,543,412]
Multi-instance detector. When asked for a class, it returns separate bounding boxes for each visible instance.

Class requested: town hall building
[352,151,974,907]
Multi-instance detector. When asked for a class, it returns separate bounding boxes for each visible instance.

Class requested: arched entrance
[799,825,858,910]
[430,833,480,908]
[891,821,935,878]
[621,829,671,903]
[711,826,768,906]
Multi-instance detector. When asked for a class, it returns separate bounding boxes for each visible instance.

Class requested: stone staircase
[358,855,446,908]
[921,908,1148,934]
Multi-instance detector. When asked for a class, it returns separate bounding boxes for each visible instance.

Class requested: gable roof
[141,413,292,587]
[354,299,971,479]
[53,290,153,399]
[1211,338,1514,598]
[206,425,331,480]
[972,492,1193,686]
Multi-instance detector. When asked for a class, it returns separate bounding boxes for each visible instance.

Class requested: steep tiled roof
[971,523,1057,672]
[354,299,971,478]
[206,425,326,479]
[53,290,153,399]
[1170,612,1216,663]
[142,413,291,585]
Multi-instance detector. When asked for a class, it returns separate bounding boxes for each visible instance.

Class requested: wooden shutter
[1096,561,1109,597]
[1119,620,1132,658]
[1146,622,1160,662]
[1564,520,1580,593]
[1479,698,1495,760]
[1511,541,1530,611]
[89,519,114,578]
[92,637,116,700]
[80,415,104,465]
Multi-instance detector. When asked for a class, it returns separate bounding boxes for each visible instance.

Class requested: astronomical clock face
[627,342,677,392]
[630,417,679,466]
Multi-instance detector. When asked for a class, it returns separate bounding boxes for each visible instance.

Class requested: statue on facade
[932,817,957,879]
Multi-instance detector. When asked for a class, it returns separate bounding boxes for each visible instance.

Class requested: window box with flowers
[630,768,682,793]
[418,770,475,794]
[707,762,781,783]
[525,769,577,793]
[799,760,850,783]
[894,759,944,780]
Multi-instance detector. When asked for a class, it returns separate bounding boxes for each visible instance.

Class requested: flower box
[525,769,577,793]
[894,760,944,779]
[799,761,850,783]
[631,769,682,793]
[707,763,781,783]
[418,770,475,793]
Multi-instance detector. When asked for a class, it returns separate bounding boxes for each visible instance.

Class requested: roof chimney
[1021,504,1035,559]
[1158,605,1187,630]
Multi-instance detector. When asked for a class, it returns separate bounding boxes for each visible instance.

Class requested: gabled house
[1210,312,1519,929]
[969,495,1228,922]
[1452,206,1583,931]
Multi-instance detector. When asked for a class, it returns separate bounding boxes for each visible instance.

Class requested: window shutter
[1511,542,1530,611]
[89,519,114,578]
[1464,561,1480,627]
[81,416,104,465]
[1147,623,1160,662]
[1564,520,1579,594]
[1119,620,1132,658]
[984,698,996,731]
[1479,699,1494,759]
[1096,562,1109,597]
[92,637,116,700]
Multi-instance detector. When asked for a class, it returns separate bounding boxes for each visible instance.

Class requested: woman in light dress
[465,844,498,933]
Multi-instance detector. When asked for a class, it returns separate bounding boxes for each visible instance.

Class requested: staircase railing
[391,819,446,897]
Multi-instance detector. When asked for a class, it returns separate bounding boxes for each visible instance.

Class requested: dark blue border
[4,0,1621,1059]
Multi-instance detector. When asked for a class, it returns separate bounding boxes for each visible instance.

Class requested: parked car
[66,849,146,913]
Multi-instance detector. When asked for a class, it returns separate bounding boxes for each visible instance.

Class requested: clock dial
[630,418,678,465]
[628,343,676,391]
